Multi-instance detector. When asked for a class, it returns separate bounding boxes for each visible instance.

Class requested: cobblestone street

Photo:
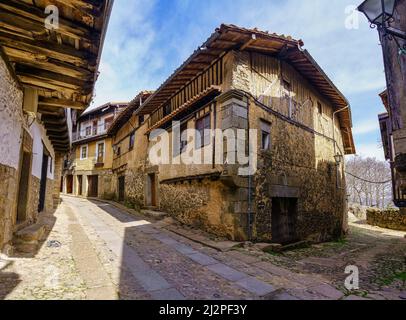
[1,196,405,300]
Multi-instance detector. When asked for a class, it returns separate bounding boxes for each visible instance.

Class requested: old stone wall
[27,176,40,222]
[367,209,406,231]
[0,164,18,251]
[52,154,63,209]
[44,179,54,213]
[0,51,23,251]
[98,170,116,200]
[251,100,346,243]
[159,179,240,239]
[0,53,23,170]
[123,168,145,210]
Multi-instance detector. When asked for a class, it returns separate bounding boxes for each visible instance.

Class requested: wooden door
[77,175,83,196]
[146,173,157,207]
[17,151,31,222]
[271,198,298,244]
[118,176,125,201]
[38,153,49,213]
[66,175,73,194]
[88,175,98,197]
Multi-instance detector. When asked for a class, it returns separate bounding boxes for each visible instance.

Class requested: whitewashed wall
[30,121,55,180]
[0,55,23,169]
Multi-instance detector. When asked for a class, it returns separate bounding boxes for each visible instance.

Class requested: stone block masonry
[0,164,18,251]
[367,208,406,231]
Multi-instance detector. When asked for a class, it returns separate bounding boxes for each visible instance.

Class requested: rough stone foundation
[0,164,18,251]
[27,176,40,222]
[123,168,145,210]
[45,179,54,213]
[367,208,406,231]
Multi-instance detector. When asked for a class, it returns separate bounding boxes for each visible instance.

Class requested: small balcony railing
[73,123,110,142]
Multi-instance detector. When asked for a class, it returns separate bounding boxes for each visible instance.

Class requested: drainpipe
[247,97,252,241]
[332,106,349,189]
[332,106,349,232]
[247,52,254,241]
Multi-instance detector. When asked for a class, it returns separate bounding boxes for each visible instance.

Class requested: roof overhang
[0,0,114,152]
[139,24,355,154]
[379,89,389,112]
[108,91,154,136]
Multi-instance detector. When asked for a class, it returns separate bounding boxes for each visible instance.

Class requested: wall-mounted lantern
[358,0,406,52]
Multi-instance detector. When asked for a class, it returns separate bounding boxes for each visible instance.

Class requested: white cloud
[355,142,385,161]
[353,120,380,135]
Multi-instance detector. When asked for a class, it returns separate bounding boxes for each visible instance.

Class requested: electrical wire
[345,171,392,185]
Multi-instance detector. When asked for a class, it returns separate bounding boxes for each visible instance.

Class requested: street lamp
[334,154,343,166]
[358,0,396,26]
[358,0,406,51]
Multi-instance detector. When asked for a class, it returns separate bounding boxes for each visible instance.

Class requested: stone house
[108,92,153,206]
[376,0,406,210]
[0,1,113,253]
[379,90,406,209]
[63,102,127,199]
[109,24,356,243]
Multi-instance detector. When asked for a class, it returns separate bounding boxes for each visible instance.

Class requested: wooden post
[380,0,406,138]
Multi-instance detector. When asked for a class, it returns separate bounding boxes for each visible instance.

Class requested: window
[80,145,88,159]
[260,120,271,151]
[97,142,105,163]
[282,78,291,92]
[139,115,145,125]
[173,122,188,156]
[129,132,135,150]
[163,104,171,117]
[117,146,121,156]
[180,122,188,154]
[104,117,113,130]
[85,126,91,136]
[93,121,98,135]
[317,101,323,115]
[195,114,211,149]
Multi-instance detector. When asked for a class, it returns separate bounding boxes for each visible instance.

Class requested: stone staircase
[13,224,46,254]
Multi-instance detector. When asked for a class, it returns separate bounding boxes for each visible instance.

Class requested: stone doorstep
[13,240,39,254]
[307,284,344,300]
[141,210,168,220]
[14,224,46,242]
[165,225,242,253]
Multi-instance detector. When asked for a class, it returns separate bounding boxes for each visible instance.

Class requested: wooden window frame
[129,132,135,151]
[260,120,271,151]
[80,145,88,160]
[96,141,105,163]
[195,113,211,150]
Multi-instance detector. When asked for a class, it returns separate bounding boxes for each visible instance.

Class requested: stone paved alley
[1,196,405,300]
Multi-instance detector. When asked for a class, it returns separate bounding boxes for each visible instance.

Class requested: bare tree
[346,156,392,209]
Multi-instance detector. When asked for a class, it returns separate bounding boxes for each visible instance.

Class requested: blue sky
[91,0,388,160]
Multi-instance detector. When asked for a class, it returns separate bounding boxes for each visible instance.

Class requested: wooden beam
[0,0,101,41]
[15,65,90,90]
[240,34,257,51]
[39,97,86,110]
[4,46,93,79]
[0,31,96,67]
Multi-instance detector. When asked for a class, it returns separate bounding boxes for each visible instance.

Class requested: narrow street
[1,196,405,300]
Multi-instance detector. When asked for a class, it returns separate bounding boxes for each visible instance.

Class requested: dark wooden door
[78,175,83,196]
[118,176,125,201]
[66,175,73,194]
[271,198,298,244]
[146,173,157,207]
[17,151,31,222]
[38,153,49,213]
[88,175,98,197]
